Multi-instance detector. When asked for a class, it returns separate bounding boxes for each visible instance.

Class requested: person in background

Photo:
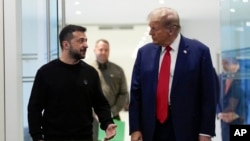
[28,25,116,141]
[217,57,248,141]
[91,39,129,119]
[91,39,129,141]
[129,7,217,141]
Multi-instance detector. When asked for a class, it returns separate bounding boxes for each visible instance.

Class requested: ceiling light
[75,11,82,15]
[246,21,250,26]
[230,8,236,13]
[74,1,80,5]
[242,0,248,2]
[159,0,165,4]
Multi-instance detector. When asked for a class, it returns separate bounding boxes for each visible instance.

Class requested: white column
[0,0,5,140]
[4,0,23,140]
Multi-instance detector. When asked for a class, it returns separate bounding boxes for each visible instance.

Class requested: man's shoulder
[137,43,160,54]
[108,62,124,71]
[80,60,97,72]
[141,42,158,49]
[181,36,209,49]
[38,59,58,70]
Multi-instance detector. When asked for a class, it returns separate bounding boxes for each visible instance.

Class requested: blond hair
[147,7,180,29]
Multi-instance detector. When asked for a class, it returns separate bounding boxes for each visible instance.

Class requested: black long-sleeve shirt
[28,59,113,141]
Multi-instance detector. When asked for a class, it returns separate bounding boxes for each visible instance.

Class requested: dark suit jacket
[218,73,247,124]
[129,35,217,141]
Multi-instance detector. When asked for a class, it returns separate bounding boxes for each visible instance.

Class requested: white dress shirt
[158,33,180,105]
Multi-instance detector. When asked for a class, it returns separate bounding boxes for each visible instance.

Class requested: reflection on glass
[217,56,249,141]
[219,0,250,140]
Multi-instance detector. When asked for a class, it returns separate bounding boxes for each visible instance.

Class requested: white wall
[181,18,221,72]
[83,25,151,88]
[83,18,221,89]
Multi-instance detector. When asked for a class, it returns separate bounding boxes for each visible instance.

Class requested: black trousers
[153,108,176,141]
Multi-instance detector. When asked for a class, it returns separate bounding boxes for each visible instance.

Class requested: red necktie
[156,46,171,123]
[225,79,232,94]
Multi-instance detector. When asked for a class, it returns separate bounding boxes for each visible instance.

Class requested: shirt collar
[161,33,181,52]
[97,61,108,70]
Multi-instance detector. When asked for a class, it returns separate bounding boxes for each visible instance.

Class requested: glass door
[21,0,59,140]
[218,1,250,141]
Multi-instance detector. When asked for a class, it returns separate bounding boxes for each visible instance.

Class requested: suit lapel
[154,45,162,73]
[150,45,162,97]
[171,37,190,92]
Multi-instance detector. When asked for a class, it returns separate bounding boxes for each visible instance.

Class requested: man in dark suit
[129,7,217,141]
[217,57,248,141]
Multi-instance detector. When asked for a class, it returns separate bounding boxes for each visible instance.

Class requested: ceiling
[62,0,250,28]
[63,0,221,25]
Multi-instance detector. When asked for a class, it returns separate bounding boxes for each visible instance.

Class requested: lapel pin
[183,50,187,54]
[83,79,88,85]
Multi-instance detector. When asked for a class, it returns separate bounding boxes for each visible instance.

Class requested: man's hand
[131,131,143,141]
[218,112,239,123]
[104,123,117,141]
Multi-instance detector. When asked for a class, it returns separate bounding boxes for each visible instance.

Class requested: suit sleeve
[200,48,217,136]
[129,49,142,134]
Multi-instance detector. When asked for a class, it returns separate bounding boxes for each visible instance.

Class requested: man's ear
[169,27,176,36]
[62,41,70,49]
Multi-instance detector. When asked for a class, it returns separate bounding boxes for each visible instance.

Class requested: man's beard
[69,47,84,60]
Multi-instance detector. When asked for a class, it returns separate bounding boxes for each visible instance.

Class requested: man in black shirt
[28,24,116,141]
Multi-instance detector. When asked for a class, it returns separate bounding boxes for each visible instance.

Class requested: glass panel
[219,0,250,141]
[22,0,58,141]
[49,0,59,61]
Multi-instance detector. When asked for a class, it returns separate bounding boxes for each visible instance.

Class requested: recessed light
[74,1,80,5]
[246,21,250,26]
[159,0,165,4]
[75,10,82,15]
[230,8,236,13]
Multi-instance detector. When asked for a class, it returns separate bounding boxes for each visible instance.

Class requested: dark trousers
[221,121,229,141]
[153,108,176,141]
